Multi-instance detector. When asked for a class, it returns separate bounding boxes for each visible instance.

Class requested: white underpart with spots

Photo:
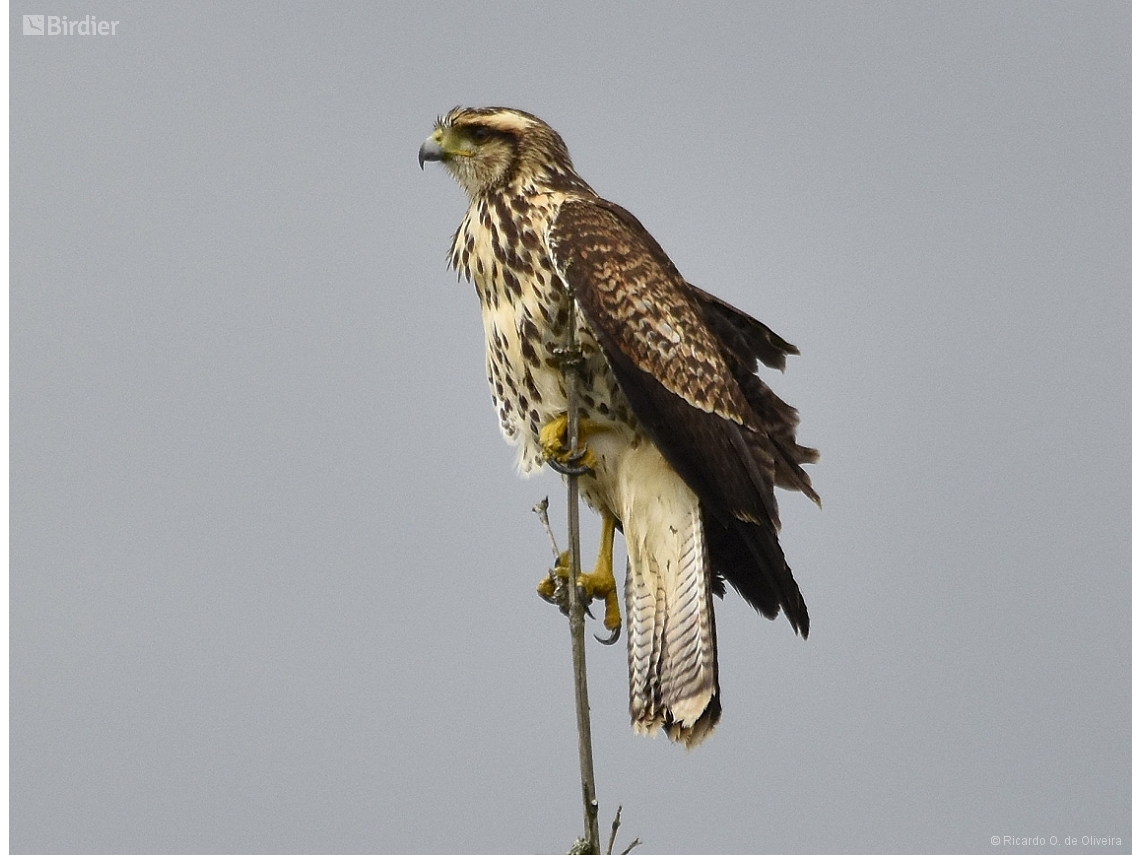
[457,192,719,740]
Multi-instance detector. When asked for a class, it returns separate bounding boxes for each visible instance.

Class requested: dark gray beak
[418,138,445,170]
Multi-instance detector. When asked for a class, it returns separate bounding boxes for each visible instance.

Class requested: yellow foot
[539,413,599,474]
[536,513,622,642]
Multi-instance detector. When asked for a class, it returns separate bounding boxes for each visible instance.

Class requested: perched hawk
[419,107,818,746]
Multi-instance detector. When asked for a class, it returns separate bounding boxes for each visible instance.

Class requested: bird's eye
[471,127,492,143]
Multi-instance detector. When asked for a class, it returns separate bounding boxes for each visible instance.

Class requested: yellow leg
[539,412,600,472]
[582,511,621,633]
[536,511,621,636]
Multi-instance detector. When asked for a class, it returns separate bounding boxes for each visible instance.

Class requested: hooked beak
[418,137,445,170]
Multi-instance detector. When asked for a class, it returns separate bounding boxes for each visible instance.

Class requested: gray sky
[11,3,1130,853]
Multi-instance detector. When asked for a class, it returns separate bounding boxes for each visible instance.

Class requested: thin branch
[605,805,641,855]
[533,497,561,561]
[605,806,622,855]
[562,289,601,855]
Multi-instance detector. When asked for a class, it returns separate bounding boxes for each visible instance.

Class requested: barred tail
[624,467,720,748]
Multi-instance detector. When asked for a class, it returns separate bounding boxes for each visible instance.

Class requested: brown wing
[691,284,821,504]
[548,197,816,636]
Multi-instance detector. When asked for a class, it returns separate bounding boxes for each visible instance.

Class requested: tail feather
[627,556,666,732]
[660,514,716,728]
[624,481,720,747]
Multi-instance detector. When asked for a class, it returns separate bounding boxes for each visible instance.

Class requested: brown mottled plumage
[419,107,818,746]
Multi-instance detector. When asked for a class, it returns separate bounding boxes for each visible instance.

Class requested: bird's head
[418,107,581,199]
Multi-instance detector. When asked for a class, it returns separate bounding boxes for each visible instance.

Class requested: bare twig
[534,497,570,617]
[562,290,601,855]
[605,806,622,855]
[533,497,561,561]
[605,805,642,855]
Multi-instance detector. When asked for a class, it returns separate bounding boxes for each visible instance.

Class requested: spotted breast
[449,187,634,475]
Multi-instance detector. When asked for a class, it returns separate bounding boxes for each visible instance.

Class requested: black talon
[545,447,594,478]
[577,584,595,619]
[594,626,621,645]
[546,458,594,477]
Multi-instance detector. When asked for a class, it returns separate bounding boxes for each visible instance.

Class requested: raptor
[419,107,818,746]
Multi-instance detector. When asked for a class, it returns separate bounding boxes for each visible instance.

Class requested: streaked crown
[419,107,587,198]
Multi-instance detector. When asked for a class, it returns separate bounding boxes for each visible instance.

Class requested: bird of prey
[419,107,818,747]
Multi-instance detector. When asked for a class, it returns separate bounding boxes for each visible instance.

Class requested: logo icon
[23,15,45,35]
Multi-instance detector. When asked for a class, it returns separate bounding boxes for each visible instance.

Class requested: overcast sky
[11,3,1130,854]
